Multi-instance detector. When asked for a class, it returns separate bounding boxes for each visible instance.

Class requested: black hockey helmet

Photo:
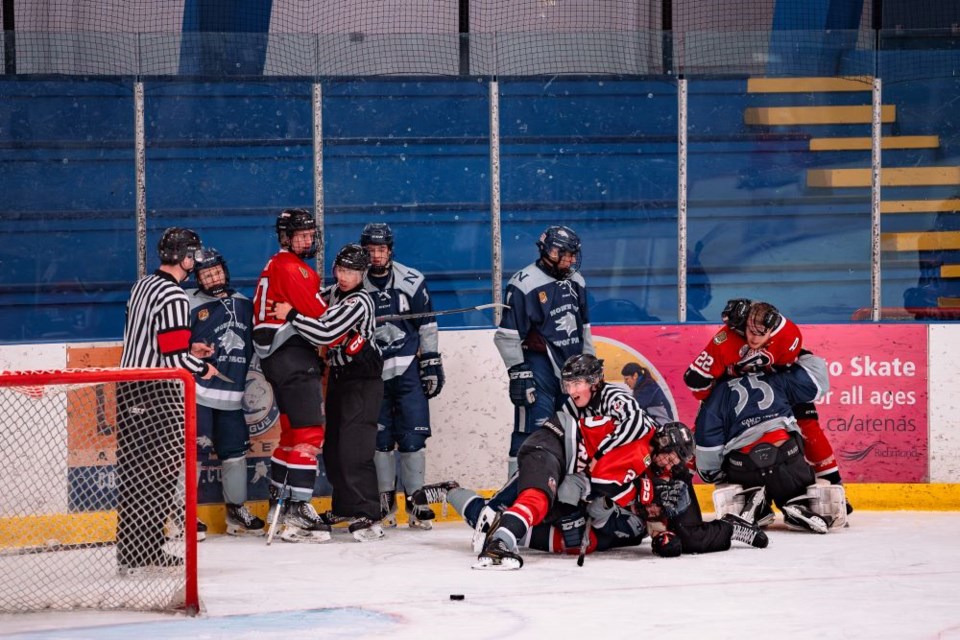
[651,421,694,465]
[195,247,230,296]
[359,222,394,248]
[334,243,372,272]
[157,227,203,266]
[746,302,782,338]
[276,208,320,259]
[561,354,604,386]
[536,225,582,279]
[721,298,752,336]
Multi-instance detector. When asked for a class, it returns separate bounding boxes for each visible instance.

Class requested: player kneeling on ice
[695,353,847,534]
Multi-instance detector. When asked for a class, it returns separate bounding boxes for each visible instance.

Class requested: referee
[116,227,219,572]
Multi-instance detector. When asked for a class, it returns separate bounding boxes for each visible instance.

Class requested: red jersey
[683,316,803,401]
[252,251,328,357]
[577,416,654,507]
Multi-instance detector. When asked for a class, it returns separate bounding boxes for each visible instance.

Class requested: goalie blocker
[712,481,846,530]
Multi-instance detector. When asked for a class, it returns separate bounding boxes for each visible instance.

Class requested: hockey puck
[449,594,465,601]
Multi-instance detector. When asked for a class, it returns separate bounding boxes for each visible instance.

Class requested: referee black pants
[323,374,384,521]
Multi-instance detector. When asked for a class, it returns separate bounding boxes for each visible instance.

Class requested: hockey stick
[377,303,509,323]
[577,516,593,567]
[265,473,289,546]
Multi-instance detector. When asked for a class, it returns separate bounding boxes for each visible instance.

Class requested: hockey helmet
[720,298,752,336]
[195,248,230,297]
[560,354,604,386]
[359,222,394,248]
[651,421,694,465]
[276,208,320,259]
[334,243,372,272]
[746,302,782,338]
[157,227,203,266]
[536,225,582,279]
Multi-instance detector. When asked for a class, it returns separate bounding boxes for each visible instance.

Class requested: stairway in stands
[744,76,960,316]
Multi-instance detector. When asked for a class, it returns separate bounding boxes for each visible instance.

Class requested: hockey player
[187,248,265,537]
[253,208,331,543]
[358,223,445,530]
[694,352,845,534]
[468,354,654,569]
[271,244,385,542]
[621,362,674,426]
[446,421,764,568]
[495,225,594,477]
[684,299,849,499]
[117,227,220,571]
[641,422,767,557]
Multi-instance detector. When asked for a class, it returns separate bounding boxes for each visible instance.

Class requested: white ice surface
[2,512,960,639]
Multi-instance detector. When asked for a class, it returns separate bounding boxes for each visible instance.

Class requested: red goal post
[0,368,199,614]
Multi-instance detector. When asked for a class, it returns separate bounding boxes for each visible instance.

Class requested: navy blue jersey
[363,260,438,380]
[694,354,829,479]
[494,262,594,374]
[186,289,254,411]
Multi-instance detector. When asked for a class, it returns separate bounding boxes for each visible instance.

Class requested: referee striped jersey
[284,284,379,368]
[120,270,207,375]
[562,382,653,460]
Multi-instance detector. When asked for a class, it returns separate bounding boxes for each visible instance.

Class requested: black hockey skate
[472,515,523,570]
[474,537,524,570]
[118,547,184,575]
[738,486,774,528]
[281,501,332,543]
[781,497,832,534]
[380,491,398,528]
[349,516,385,542]
[226,504,266,537]
[320,510,354,530]
[405,481,460,530]
[721,513,769,548]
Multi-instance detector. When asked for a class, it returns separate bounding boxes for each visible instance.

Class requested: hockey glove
[557,472,591,506]
[418,352,445,399]
[697,467,726,485]
[508,364,536,407]
[585,496,616,528]
[654,478,691,519]
[557,513,588,550]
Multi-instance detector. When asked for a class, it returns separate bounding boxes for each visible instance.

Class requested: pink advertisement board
[592,324,928,483]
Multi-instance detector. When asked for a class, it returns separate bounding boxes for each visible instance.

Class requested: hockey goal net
[0,368,199,614]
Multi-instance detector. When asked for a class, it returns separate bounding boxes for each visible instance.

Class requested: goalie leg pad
[805,481,847,529]
[712,484,745,519]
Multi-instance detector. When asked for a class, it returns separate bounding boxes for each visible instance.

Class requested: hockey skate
[404,481,460,530]
[280,501,332,543]
[781,498,832,534]
[738,486,775,528]
[320,510,355,531]
[225,503,266,537]
[472,505,499,553]
[380,491,398,528]
[118,548,184,576]
[721,513,769,548]
[349,516,385,542]
[473,515,523,570]
[163,516,206,542]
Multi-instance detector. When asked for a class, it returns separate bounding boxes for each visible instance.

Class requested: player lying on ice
[438,420,768,569]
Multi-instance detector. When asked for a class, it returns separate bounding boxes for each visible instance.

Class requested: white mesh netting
[0,369,197,613]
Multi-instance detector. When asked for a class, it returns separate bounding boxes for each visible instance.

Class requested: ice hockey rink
[1,511,959,639]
